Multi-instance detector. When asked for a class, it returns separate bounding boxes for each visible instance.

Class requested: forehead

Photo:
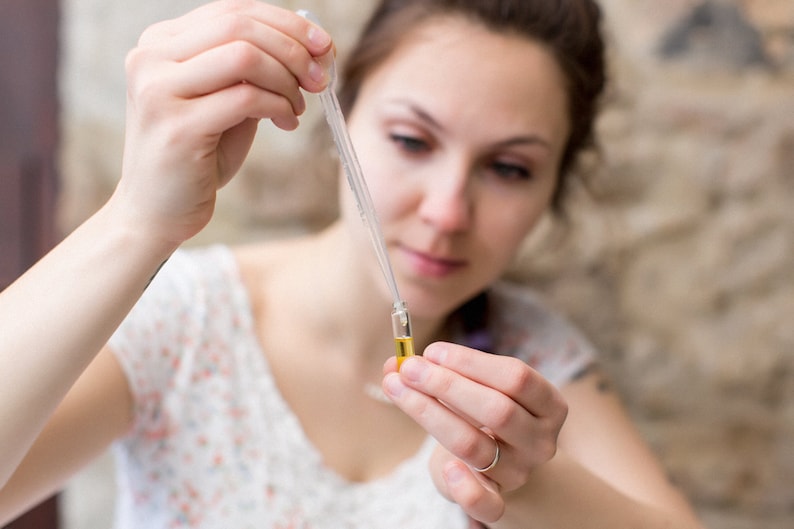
[356,15,570,145]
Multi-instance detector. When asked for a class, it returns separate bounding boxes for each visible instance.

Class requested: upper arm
[558,366,698,517]
[0,346,133,524]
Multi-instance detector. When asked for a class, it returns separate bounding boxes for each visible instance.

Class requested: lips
[398,245,467,278]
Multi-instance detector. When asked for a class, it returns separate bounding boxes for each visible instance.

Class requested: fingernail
[423,343,448,364]
[383,373,405,398]
[308,60,327,84]
[308,26,331,48]
[294,93,306,115]
[444,462,466,484]
[400,357,428,383]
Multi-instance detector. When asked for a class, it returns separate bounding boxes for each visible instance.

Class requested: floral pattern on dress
[108,246,596,528]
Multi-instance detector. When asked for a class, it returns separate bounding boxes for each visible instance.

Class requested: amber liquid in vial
[395,336,415,370]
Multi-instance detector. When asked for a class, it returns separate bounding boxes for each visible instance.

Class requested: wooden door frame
[1,0,61,527]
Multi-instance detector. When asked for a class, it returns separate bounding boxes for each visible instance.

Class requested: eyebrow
[389,99,553,151]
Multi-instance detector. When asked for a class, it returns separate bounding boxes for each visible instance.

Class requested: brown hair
[337,0,607,212]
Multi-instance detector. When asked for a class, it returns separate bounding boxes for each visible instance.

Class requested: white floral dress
[108,246,596,528]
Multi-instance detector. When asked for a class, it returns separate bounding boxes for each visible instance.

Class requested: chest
[264,341,429,483]
[234,247,430,483]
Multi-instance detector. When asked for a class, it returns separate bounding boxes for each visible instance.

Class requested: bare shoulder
[558,363,640,450]
[231,241,286,302]
[232,238,306,282]
[233,241,284,275]
[567,363,615,394]
[558,364,700,519]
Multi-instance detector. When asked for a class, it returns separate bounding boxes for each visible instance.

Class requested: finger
[441,460,505,524]
[135,3,251,48]
[397,355,535,443]
[170,41,306,115]
[383,370,507,473]
[138,4,332,91]
[186,83,300,132]
[424,342,567,421]
[395,353,562,486]
[131,83,298,155]
[126,43,302,132]
[214,117,261,187]
[161,14,330,92]
[139,2,331,52]
[382,355,398,375]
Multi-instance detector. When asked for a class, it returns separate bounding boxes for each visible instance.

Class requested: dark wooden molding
[0,0,61,527]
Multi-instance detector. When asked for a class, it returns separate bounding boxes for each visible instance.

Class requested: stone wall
[58,1,794,527]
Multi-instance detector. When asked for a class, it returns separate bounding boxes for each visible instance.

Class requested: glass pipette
[298,10,415,368]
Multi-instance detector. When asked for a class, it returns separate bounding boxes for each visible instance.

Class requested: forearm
[491,451,703,529]
[0,200,175,486]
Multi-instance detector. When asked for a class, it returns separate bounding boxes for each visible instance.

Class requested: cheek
[337,154,413,236]
[368,178,412,223]
[356,154,417,224]
[478,196,550,262]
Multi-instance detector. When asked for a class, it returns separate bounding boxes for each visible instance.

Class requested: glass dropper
[298,10,415,368]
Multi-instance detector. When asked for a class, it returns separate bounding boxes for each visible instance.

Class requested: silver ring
[473,432,501,473]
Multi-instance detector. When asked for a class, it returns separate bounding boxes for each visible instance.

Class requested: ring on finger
[473,432,501,473]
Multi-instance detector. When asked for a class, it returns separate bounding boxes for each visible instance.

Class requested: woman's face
[343,15,570,318]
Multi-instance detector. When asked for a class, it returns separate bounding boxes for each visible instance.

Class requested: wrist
[99,192,186,262]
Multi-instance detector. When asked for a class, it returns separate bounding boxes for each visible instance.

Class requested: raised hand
[383,342,568,523]
[113,0,334,247]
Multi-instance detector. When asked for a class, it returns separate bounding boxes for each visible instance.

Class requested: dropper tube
[299,10,415,367]
[391,301,414,369]
[316,86,403,305]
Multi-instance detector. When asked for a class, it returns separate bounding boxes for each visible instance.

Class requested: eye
[489,160,532,182]
[389,133,430,154]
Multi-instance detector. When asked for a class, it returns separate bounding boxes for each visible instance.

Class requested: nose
[417,159,473,234]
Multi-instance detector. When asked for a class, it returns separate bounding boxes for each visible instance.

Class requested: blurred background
[2,0,792,528]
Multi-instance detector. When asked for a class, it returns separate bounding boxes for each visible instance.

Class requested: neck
[297,223,446,369]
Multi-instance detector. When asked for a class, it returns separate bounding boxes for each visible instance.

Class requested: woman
[0,0,705,527]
